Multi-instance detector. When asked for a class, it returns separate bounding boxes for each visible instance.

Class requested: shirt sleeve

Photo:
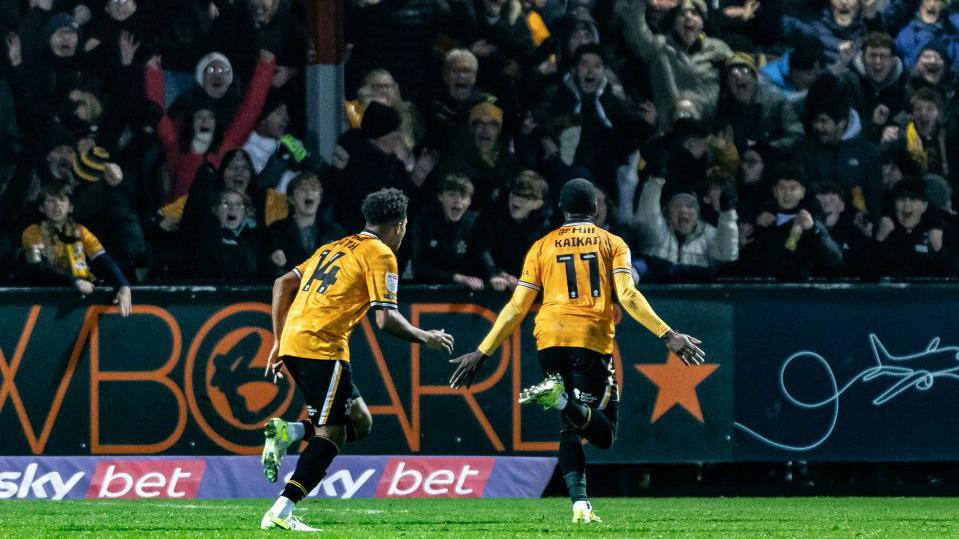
[517,241,543,292]
[366,250,399,309]
[293,258,309,279]
[79,226,105,259]
[611,235,633,277]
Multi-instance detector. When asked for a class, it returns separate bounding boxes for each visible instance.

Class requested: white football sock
[287,421,305,442]
[270,496,295,519]
[573,500,592,512]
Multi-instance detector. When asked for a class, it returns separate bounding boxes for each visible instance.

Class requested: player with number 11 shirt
[450,179,706,524]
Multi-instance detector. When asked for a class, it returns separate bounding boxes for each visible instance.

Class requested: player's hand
[113,286,132,317]
[664,330,705,365]
[264,344,285,383]
[423,329,454,355]
[449,350,488,389]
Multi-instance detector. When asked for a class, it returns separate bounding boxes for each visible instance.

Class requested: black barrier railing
[1,284,958,463]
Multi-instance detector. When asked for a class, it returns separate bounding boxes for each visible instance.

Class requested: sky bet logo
[286,457,495,499]
[0,463,84,500]
[87,460,205,499]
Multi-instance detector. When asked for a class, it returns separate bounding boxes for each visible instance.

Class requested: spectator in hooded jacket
[896,0,958,70]
[533,43,655,193]
[409,174,485,290]
[798,73,884,222]
[616,0,732,124]
[762,38,826,106]
[780,0,914,66]
[847,32,910,142]
[906,39,956,98]
[715,52,805,155]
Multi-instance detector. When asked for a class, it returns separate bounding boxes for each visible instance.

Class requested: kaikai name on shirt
[554,236,600,248]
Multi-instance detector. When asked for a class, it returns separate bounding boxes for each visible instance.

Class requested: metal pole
[305,0,345,162]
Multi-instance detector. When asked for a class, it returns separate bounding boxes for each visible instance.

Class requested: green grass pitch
[1,498,957,537]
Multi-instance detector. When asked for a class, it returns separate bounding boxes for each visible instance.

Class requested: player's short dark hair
[362,188,408,225]
[559,178,598,216]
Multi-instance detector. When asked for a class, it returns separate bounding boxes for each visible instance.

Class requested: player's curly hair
[559,178,597,217]
[362,188,408,225]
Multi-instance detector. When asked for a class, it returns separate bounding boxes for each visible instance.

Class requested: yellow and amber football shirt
[519,222,635,355]
[279,231,399,361]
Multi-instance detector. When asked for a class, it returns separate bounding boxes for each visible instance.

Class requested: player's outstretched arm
[612,271,705,365]
[375,308,454,354]
[266,270,301,382]
[449,284,538,389]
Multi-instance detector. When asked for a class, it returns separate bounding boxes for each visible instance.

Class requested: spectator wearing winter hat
[715,51,804,155]
[65,145,146,275]
[21,182,133,314]
[331,101,434,232]
[615,0,732,126]
[145,51,276,202]
[629,169,739,281]
[533,43,655,194]
[847,32,910,143]
[168,50,273,128]
[432,101,523,210]
[6,13,100,142]
[907,39,956,98]
[875,177,952,277]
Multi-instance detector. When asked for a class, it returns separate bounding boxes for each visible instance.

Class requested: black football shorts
[537,347,619,430]
[283,356,353,427]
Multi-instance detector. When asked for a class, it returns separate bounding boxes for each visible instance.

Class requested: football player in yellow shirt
[450,179,705,523]
[259,188,454,531]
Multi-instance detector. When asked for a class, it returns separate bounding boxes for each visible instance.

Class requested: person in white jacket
[619,160,739,274]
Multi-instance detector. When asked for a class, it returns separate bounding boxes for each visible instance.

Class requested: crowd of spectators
[2,0,959,298]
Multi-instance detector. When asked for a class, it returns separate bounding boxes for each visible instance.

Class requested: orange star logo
[636,353,719,423]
